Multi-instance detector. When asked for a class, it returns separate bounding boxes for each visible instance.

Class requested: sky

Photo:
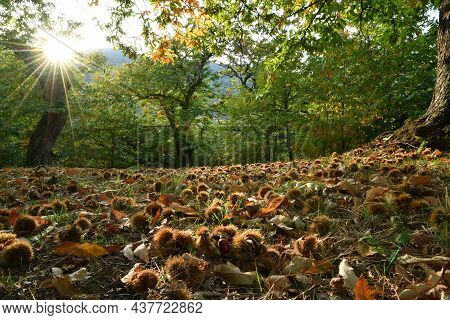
[40,0,114,51]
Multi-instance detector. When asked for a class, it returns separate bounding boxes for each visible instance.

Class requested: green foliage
[0,49,44,166]
[0,0,440,167]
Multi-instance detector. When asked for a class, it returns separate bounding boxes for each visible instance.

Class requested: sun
[42,36,74,63]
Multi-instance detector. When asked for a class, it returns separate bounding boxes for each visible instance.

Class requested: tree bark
[286,125,294,161]
[11,44,70,166]
[415,0,450,149]
[25,109,67,166]
[25,68,69,166]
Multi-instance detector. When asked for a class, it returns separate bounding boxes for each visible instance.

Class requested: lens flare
[42,37,74,63]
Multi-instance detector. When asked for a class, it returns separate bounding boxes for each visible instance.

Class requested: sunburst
[42,36,74,64]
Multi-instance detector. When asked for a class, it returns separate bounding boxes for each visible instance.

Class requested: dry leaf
[355,241,376,257]
[282,256,314,275]
[306,259,333,274]
[55,242,108,257]
[52,267,63,276]
[159,194,183,206]
[43,276,80,298]
[365,187,387,202]
[111,210,128,220]
[354,277,377,300]
[171,203,197,216]
[371,176,388,186]
[151,208,162,226]
[105,245,122,254]
[1,209,19,225]
[337,181,357,196]
[270,215,293,231]
[123,244,134,261]
[407,175,432,186]
[65,168,81,176]
[397,255,449,267]
[399,264,443,300]
[68,268,90,282]
[256,196,288,217]
[265,275,292,292]
[214,262,258,285]
[133,243,149,263]
[121,263,145,284]
[338,259,359,290]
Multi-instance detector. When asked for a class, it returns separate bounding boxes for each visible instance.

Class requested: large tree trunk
[25,67,69,166]
[26,110,67,166]
[415,0,450,149]
[12,45,70,166]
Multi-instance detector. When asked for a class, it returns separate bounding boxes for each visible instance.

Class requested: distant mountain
[97,48,131,65]
[85,48,232,89]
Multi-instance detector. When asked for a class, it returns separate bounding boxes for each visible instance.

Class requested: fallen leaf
[151,208,162,226]
[256,196,288,217]
[295,274,312,285]
[171,204,197,216]
[121,263,145,284]
[55,242,108,258]
[45,276,80,298]
[407,175,432,186]
[52,267,63,276]
[371,176,388,186]
[123,244,134,261]
[265,275,292,292]
[31,215,48,228]
[399,264,443,300]
[409,232,433,247]
[270,215,293,231]
[282,256,314,275]
[0,209,19,225]
[365,187,387,202]
[394,264,409,278]
[397,255,449,267]
[111,210,128,220]
[214,262,258,285]
[354,277,377,300]
[105,245,122,254]
[68,268,90,282]
[159,194,183,206]
[338,259,359,290]
[65,168,81,176]
[133,243,149,263]
[355,241,376,257]
[306,259,333,274]
[337,181,357,196]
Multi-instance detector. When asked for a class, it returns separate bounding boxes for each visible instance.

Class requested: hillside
[0,142,448,299]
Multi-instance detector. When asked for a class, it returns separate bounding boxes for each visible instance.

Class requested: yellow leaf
[41,276,80,297]
[55,242,108,257]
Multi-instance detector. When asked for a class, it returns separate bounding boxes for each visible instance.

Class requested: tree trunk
[26,110,67,166]
[110,131,116,168]
[415,0,450,149]
[286,125,293,161]
[264,129,271,162]
[11,45,70,166]
[25,54,70,166]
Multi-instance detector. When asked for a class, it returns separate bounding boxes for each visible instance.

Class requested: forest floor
[0,140,448,300]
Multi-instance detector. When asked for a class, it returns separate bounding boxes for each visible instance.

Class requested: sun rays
[0,31,95,157]
[42,36,74,64]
